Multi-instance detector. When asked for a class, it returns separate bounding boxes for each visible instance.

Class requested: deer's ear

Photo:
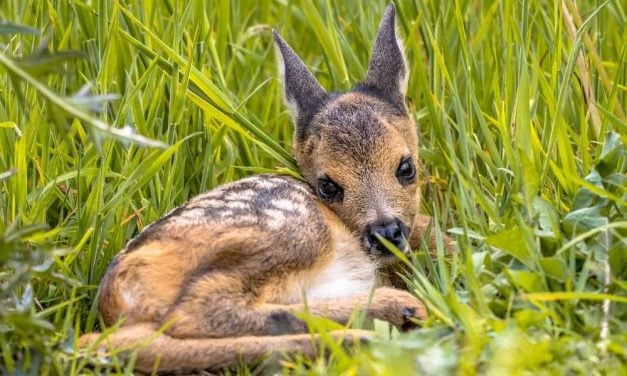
[274,30,328,133]
[363,3,408,106]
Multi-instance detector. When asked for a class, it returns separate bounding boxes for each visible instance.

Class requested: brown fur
[79,4,452,373]
[296,93,420,255]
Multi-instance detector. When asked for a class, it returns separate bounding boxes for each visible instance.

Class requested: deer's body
[80,4,449,372]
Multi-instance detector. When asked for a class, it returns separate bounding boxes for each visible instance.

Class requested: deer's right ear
[273,31,328,134]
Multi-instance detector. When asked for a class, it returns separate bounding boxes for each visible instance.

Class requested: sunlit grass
[0,0,625,374]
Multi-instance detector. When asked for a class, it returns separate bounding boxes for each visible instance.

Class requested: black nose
[364,220,410,252]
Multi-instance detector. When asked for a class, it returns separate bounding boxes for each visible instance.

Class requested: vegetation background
[0,0,625,374]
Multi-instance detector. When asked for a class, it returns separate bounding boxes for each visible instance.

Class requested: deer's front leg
[164,281,425,339]
[272,287,426,334]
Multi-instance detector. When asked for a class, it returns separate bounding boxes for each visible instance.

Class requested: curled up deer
[79,4,451,372]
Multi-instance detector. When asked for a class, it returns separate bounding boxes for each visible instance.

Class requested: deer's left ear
[363,3,408,107]
[273,30,328,136]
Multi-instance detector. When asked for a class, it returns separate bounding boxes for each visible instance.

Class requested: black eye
[397,157,416,183]
[317,178,343,201]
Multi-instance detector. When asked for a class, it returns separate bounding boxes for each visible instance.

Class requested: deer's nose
[364,220,410,253]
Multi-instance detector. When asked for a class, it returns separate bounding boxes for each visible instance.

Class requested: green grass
[0,0,625,374]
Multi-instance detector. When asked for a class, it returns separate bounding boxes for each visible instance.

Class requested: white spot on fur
[270,198,304,213]
[292,184,311,195]
[255,179,280,189]
[194,198,225,208]
[217,210,234,218]
[173,208,206,224]
[263,208,287,228]
[226,189,255,200]
[121,289,136,307]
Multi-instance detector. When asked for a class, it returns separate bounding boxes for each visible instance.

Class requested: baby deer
[80,4,449,372]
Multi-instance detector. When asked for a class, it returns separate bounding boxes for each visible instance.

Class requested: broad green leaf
[596,132,623,176]
[487,227,533,266]
[563,206,608,235]
[539,257,568,282]
[507,270,543,293]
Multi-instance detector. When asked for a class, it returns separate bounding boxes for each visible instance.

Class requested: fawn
[79,4,449,372]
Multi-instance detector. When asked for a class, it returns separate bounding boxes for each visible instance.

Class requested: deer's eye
[397,157,416,184]
[317,178,343,201]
